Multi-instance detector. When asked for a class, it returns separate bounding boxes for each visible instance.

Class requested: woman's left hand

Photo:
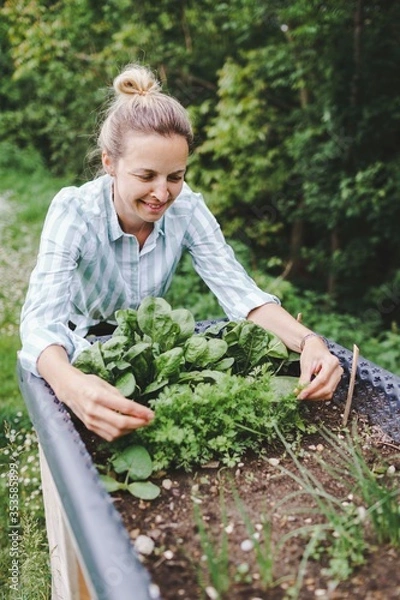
[296,336,343,400]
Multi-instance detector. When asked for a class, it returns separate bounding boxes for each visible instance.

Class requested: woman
[20,64,343,442]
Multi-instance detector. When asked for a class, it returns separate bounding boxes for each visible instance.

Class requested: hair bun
[113,64,161,97]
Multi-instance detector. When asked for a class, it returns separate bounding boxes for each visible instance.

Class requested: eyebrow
[131,168,186,175]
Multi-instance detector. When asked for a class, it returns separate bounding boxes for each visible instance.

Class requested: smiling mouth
[142,200,168,210]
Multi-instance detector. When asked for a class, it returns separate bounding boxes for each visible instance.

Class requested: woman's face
[102,132,189,235]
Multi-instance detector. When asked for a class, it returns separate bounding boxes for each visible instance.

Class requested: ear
[102,151,115,176]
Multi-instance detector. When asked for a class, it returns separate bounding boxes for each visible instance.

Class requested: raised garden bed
[18,335,400,600]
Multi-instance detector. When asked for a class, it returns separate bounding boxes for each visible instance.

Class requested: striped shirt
[19,175,279,375]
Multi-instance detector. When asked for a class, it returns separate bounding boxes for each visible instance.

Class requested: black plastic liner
[326,339,400,443]
[17,329,400,599]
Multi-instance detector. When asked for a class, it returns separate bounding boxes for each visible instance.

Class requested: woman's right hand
[37,345,154,441]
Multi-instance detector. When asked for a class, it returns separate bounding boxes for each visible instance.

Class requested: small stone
[129,528,140,539]
[162,478,173,490]
[316,444,324,452]
[240,539,254,552]
[357,506,367,521]
[224,523,234,534]
[163,550,174,560]
[268,458,280,467]
[315,589,328,598]
[387,465,396,475]
[149,583,161,599]
[205,586,219,599]
[149,528,162,540]
[134,535,155,556]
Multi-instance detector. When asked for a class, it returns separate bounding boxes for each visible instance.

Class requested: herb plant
[130,369,306,471]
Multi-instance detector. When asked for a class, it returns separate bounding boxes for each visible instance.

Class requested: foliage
[317,427,400,547]
[275,425,400,584]
[130,370,306,471]
[75,297,307,469]
[99,445,160,500]
[73,296,294,399]
[1,1,400,336]
[194,492,231,597]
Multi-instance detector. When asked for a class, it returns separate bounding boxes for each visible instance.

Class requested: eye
[135,173,155,182]
[168,174,184,182]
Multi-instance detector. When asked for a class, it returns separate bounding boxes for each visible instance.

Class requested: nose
[151,179,170,203]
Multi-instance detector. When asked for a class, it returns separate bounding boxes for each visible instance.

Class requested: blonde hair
[98,64,193,160]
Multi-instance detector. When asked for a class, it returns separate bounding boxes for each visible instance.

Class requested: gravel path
[0,192,38,336]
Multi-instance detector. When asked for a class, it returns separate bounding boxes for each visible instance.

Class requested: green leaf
[114,309,140,341]
[99,474,123,493]
[270,376,299,399]
[107,359,131,372]
[115,372,136,398]
[266,334,289,359]
[203,338,228,364]
[178,369,226,384]
[203,321,229,337]
[184,336,208,363]
[212,357,235,372]
[127,481,160,500]
[137,297,173,340]
[73,341,112,382]
[154,347,184,380]
[142,379,169,397]
[223,321,286,374]
[123,342,152,362]
[170,308,196,342]
[101,336,130,362]
[111,445,153,480]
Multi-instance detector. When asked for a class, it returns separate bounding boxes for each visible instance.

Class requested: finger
[298,367,343,401]
[86,375,154,420]
[84,404,153,440]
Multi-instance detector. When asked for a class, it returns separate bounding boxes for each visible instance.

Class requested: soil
[78,382,400,600]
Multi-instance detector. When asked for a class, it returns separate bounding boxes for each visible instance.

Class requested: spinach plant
[73,297,297,399]
[99,444,160,500]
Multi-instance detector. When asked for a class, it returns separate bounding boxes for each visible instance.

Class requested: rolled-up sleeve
[184,194,280,320]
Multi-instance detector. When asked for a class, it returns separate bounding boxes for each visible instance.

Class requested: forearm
[247,302,315,353]
[37,344,84,401]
